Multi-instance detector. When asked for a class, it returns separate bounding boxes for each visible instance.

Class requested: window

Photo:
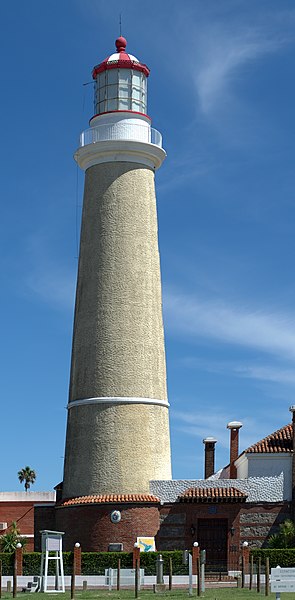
[118,98,130,110]
[107,69,118,85]
[95,69,147,115]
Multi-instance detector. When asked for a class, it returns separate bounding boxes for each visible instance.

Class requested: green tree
[17,466,36,491]
[268,519,295,548]
[0,521,27,552]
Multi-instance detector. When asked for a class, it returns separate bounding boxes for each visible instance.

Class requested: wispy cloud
[181,356,295,387]
[26,263,76,311]
[171,409,231,448]
[193,12,294,115]
[193,26,283,115]
[164,290,295,361]
[23,230,77,311]
[234,364,295,385]
[171,407,267,453]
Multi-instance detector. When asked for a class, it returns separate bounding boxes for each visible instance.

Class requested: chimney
[289,405,295,518]
[203,437,217,478]
[227,421,243,479]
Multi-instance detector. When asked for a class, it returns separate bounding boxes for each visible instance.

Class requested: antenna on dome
[119,13,122,37]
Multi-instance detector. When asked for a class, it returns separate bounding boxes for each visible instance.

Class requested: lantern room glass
[94,68,147,115]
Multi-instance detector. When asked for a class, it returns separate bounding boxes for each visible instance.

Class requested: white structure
[236,451,292,480]
[0,492,55,501]
[62,36,172,499]
[150,416,295,503]
[235,422,293,499]
[40,530,65,593]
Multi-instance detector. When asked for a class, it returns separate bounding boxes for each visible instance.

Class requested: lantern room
[92,36,150,116]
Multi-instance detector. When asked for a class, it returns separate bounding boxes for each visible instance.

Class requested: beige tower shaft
[62,160,172,499]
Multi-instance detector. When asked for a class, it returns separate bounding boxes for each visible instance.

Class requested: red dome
[92,37,150,79]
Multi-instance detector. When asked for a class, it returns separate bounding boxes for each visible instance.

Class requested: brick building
[0,492,55,551]
[33,413,293,573]
[1,420,292,571]
[149,415,294,568]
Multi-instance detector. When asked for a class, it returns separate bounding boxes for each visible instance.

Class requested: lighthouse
[62,36,172,504]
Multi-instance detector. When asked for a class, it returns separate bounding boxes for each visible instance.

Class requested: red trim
[117,51,132,61]
[89,110,151,125]
[92,61,150,79]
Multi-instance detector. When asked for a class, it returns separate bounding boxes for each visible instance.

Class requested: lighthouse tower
[62,37,172,505]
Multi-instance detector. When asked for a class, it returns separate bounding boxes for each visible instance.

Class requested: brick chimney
[289,406,295,518]
[203,437,217,478]
[227,421,242,479]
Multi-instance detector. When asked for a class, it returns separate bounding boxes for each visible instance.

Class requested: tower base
[36,495,160,551]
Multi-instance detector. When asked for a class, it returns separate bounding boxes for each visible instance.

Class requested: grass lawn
[0,590,294,599]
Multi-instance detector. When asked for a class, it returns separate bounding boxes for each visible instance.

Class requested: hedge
[250,548,295,568]
[0,550,187,576]
[0,553,14,576]
[2,549,295,575]
[80,551,188,576]
[81,552,133,575]
[140,551,188,576]
[0,553,74,576]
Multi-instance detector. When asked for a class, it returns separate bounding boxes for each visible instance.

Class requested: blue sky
[1,0,295,491]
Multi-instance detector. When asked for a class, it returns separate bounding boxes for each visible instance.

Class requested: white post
[59,549,65,593]
[40,551,44,592]
[276,564,280,600]
[55,551,59,591]
[200,549,206,593]
[201,563,205,593]
[188,553,193,596]
[271,564,281,600]
[44,550,48,593]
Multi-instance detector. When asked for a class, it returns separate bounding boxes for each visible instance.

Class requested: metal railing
[79,123,162,148]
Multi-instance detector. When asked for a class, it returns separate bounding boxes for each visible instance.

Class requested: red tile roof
[179,487,247,502]
[60,493,160,506]
[244,423,292,454]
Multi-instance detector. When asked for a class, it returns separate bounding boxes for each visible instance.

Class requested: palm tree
[17,466,36,491]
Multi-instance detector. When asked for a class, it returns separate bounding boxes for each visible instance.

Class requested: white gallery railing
[79,123,162,148]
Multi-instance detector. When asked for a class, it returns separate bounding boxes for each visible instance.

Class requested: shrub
[0,553,14,575]
[251,548,295,568]
[0,521,28,552]
[267,519,295,549]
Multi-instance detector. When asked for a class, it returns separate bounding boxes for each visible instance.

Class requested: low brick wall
[55,503,160,551]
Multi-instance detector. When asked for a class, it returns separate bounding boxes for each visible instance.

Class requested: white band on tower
[67,396,170,409]
[75,139,166,171]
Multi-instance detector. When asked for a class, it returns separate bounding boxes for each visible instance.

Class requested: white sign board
[271,567,295,593]
[46,537,60,551]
